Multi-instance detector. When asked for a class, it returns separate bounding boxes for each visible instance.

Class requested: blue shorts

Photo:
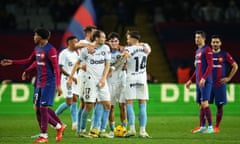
[196,82,212,103]
[209,84,227,106]
[34,85,56,107]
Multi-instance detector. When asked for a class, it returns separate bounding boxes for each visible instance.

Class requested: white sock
[140,126,145,133]
[40,133,48,138]
[55,123,61,129]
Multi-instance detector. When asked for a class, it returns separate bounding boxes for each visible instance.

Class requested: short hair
[211,35,221,40]
[92,30,104,40]
[107,32,120,40]
[66,36,77,44]
[34,28,50,39]
[195,30,206,39]
[127,31,141,40]
[84,25,97,33]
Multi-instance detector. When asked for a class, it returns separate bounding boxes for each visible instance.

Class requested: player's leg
[109,105,115,135]
[81,103,95,137]
[119,102,127,127]
[80,79,97,137]
[70,94,78,130]
[214,84,226,133]
[191,86,206,133]
[33,88,48,143]
[137,84,151,138]
[108,81,116,135]
[41,86,65,142]
[96,84,112,138]
[91,102,103,130]
[76,70,86,134]
[55,81,72,115]
[214,105,223,133]
[77,98,84,135]
[201,83,214,133]
[99,101,111,138]
[126,99,136,136]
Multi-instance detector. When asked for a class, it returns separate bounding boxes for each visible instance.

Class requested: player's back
[125,45,149,82]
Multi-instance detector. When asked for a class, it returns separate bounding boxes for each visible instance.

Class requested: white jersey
[125,44,151,83]
[76,39,91,97]
[80,44,111,81]
[108,50,125,83]
[80,44,111,102]
[124,44,151,100]
[59,48,79,77]
[58,48,79,97]
[108,50,126,104]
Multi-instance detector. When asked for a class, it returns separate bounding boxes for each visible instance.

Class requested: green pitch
[0,115,239,144]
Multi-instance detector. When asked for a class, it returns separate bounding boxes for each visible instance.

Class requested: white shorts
[83,75,110,103]
[109,81,126,105]
[61,76,79,98]
[77,69,86,99]
[124,80,149,100]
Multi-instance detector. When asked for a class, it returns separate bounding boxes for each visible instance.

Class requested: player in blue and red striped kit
[210,35,238,133]
[1,28,65,143]
[186,30,214,133]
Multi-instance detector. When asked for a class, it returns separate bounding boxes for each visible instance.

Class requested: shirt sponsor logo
[37,62,45,65]
[90,59,105,64]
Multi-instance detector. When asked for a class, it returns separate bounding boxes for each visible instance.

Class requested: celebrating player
[107,32,127,137]
[55,36,79,130]
[68,30,112,138]
[210,35,238,133]
[123,31,151,138]
[74,25,97,136]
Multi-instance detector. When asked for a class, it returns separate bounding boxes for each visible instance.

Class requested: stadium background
[0,0,240,115]
[0,1,240,143]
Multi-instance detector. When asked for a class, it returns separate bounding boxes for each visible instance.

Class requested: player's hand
[107,71,112,77]
[220,77,230,84]
[67,78,73,87]
[72,77,77,84]
[199,78,205,88]
[21,72,29,80]
[56,86,62,96]
[185,80,192,89]
[1,59,13,66]
[97,78,105,88]
[118,45,125,52]
[81,64,86,72]
[87,44,96,54]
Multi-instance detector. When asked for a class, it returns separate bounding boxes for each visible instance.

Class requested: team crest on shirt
[101,51,105,56]
[40,53,45,59]
[218,57,223,62]
[116,55,121,59]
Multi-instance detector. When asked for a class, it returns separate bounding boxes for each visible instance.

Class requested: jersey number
[134,56,146,72]
[84,88,91,99]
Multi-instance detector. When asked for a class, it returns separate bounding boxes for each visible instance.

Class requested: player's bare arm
[1,59,13,66]
[98,61,110,88]
[221,62,238,83]
[67,60,80,86]
[110,51,130,71]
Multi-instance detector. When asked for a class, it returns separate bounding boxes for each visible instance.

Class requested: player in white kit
[124,31,151,138]
[68,30,112,138]
[74,26,97,136]
[55,36,79,130]
[107,32,127,136]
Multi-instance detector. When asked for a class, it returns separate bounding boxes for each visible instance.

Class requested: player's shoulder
[101,44,110,50]
[44,43,57,54]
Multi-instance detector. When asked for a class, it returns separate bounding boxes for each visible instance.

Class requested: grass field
[0,115,240,144]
